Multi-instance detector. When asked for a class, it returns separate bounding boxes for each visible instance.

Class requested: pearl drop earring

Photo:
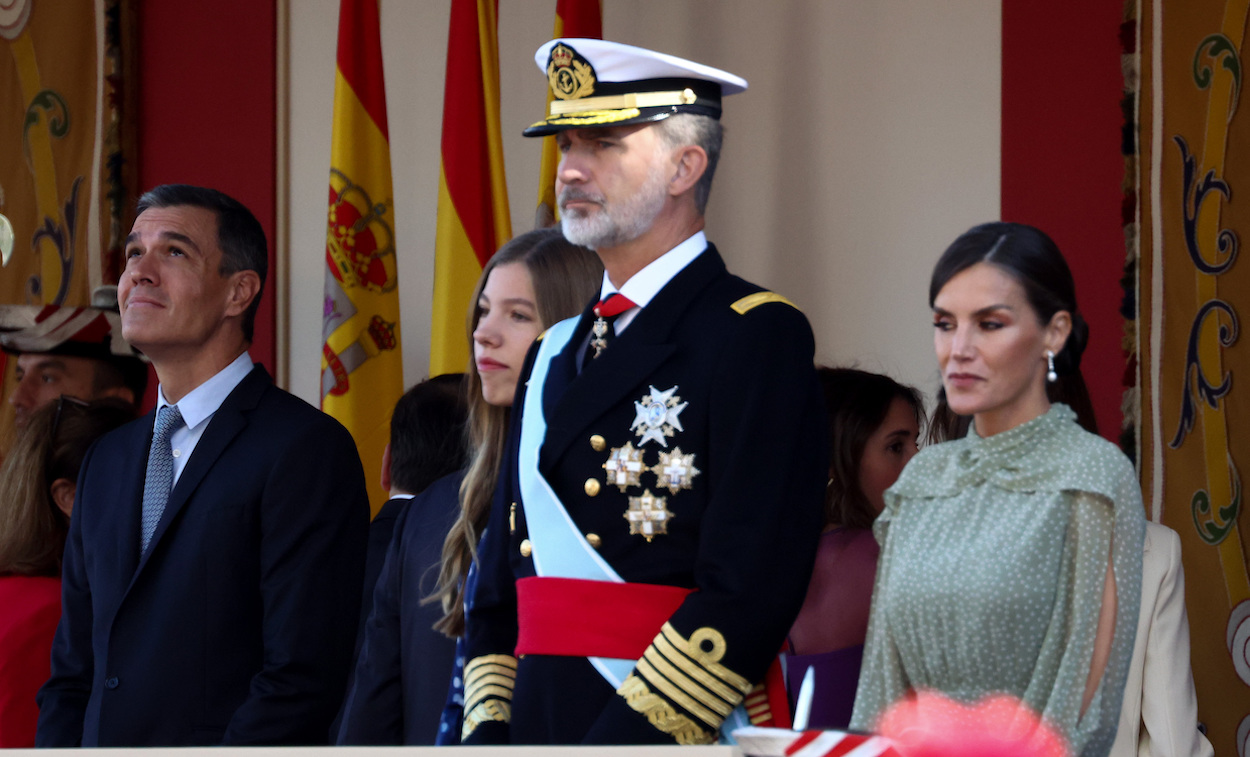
[1046,350,1057,383]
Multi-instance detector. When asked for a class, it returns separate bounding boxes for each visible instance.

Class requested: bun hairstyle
[929,222,1097,435]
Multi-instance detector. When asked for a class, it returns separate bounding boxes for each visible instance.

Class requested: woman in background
[0,397,131,747]
[786,367,923,729]
[851,222,1145,757]
[336,227,602,745]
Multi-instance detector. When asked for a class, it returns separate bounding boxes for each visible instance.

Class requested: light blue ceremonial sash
[518,317,750,742]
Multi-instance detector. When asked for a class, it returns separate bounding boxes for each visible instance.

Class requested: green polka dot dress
[850,404,1145,757]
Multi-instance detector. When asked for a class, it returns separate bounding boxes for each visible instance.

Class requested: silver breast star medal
[653,447,700,494]
[631,385,687,447]
[624,489,674,542]
[603,442,646,492]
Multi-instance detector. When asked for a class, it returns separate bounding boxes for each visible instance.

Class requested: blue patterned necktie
[140,404,184,552]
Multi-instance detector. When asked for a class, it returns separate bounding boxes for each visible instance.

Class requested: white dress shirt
[155,351,254,485]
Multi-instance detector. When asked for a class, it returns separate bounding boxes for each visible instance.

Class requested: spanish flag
[535,0,603,228]
[322,0,402,516]
[429,0,511,376]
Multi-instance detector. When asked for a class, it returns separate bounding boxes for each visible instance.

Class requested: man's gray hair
[654,113,723,215]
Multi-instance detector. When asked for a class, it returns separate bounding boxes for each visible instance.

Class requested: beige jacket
[1109,523,1214,757]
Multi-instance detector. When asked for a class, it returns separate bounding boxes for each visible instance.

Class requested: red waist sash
[515,576,692,659]
[513,575,791,729]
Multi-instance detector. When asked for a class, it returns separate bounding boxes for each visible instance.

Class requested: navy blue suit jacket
[336,471,462,745]
[36,365,370,746]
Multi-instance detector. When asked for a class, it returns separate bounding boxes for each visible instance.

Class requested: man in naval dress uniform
[462,39,828,746]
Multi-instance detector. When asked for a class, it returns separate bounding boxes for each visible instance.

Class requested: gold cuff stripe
[549,89,697,116]
[464,654,517,674]
[618,672,716,745]
[635,658,723,730]
[642,647,735,718]
[465,684,515,709]
[659,623,752,694]
[465,674,512,699]
[461,699,511,741]
[749,712,772,725]
[652,635,743,705]
[746,703,771,717]
[528,108,642,130]
[730,291,798,315]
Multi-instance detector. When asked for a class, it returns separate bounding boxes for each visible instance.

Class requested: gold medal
[603,441,645,491]
[653,447,700,494]
[624,489,674,542]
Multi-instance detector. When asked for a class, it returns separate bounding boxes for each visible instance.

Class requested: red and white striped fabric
[733,726,901,757]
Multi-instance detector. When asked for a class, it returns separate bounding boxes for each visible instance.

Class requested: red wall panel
[1002,1,1129,442]
[136,0,278,376]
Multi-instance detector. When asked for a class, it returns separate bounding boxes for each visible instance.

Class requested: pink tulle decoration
[876,690,1070,757]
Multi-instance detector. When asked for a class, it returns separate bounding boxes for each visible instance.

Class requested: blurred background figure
[0,397,131,747]
[1,288,148,431]
[786,367,923,730]
[336,228,601,745]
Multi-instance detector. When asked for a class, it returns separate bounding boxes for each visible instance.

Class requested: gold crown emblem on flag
[547,43,595,101]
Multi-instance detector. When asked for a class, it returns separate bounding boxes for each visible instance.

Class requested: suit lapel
[542,307,595,419]
[132,366,271,577]
[111,414,155,580]
[538,247,726,469]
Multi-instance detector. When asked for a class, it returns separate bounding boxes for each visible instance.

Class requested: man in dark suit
[36,184,370,747]
[335,373,468,745]
[462,40,828,745]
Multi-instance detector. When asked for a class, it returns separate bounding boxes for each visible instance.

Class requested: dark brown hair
[819,367,924,530]
[0,398,132,576]
[929,222,1097,434]
[429,228,602,636]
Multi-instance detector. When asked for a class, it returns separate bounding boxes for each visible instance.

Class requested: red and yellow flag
[534,0,603,228]
[429,0,511,376]
[321,0,402,516]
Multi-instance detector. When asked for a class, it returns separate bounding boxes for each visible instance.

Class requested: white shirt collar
[599,231,707,307]
[156,351,254,431]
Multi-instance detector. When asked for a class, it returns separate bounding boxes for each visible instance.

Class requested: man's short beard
[560,159,669,250]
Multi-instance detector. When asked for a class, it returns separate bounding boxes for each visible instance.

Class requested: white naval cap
[523,38,748,137]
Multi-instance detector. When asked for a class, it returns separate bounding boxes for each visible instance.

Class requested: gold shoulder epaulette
[730,291,798,315]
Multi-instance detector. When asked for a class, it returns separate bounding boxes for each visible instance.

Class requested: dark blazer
[337,471,462,745]
[465,245,828,745]
[36,365,369,747]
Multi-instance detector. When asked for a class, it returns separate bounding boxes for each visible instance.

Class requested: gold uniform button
[590,434,606,452]
[584,478,601,497]
[519,539,533,558]
[586,533,602,549]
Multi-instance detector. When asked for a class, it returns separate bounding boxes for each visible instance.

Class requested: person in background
[786,367,923,730]
[336,228,602,745]
[1109,521,1214,757]
[37,184,369,747]
[851,222,1145,757]
[1,288,148,429]
[0,397,131,747]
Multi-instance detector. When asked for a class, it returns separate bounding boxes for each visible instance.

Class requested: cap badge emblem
[547,43,596,101]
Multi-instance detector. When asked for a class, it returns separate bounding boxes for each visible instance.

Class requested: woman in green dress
[850,222,1145,757]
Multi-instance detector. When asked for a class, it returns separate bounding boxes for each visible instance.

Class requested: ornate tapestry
[1139,0,1250,752]
[0,0,136,438]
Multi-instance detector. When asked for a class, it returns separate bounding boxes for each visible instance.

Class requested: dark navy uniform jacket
[464,245,828,745]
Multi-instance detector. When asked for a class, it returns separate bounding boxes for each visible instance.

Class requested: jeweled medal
[653,447,700,494]
[631,385,687,447]
[603,442,645,492]
[624,489,674,542]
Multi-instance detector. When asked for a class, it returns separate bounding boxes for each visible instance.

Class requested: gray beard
[559,164,669,250]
